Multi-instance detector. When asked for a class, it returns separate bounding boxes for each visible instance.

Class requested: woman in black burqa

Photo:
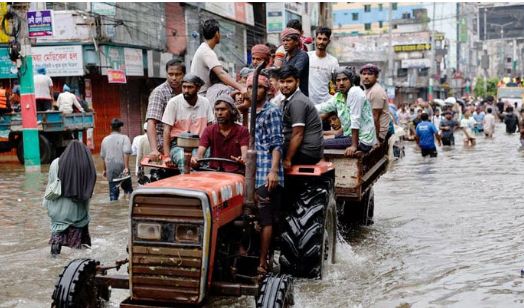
[43,140,97,255]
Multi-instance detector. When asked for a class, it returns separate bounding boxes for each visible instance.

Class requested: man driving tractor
[190,94,249,172]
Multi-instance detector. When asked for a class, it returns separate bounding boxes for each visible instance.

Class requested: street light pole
[429,2,436,101]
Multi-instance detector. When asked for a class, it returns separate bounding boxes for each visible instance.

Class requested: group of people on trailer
[43,18,394,278]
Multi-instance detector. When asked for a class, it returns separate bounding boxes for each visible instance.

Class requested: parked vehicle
[0,111,94,164]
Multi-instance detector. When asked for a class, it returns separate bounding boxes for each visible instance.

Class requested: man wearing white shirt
[190,19,245,95]
[308,27,339,105]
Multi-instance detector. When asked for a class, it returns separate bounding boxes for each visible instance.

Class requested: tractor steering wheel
[194,157,245,174]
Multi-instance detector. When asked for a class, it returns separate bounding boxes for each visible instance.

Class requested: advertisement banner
[91,2,116,16]
[266,3,285,33]
[124,48,144,76]
[0,48,17,79]
[401,58,431,69]
[100,45,125,75]
[107,69,127,84]
[31,45,84,77]
[27,10,53,37]
[84,78,92,105]
[205,3,254,26]
[0,3,10,43]
[147,50,175,78]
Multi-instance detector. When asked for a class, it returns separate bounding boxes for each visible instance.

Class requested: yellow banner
[394,43,431,53]
[0,3,10,43]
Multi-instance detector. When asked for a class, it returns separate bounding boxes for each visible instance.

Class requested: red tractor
[51,158,336,307]
[51,66,337,308]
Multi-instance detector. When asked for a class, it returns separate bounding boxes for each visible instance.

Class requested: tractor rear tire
[51,258,109,308]
[16,134,54,164]
[256,273,294,308]
[279,179,336,279]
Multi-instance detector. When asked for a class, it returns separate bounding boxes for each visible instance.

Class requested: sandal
[257,265,268,283]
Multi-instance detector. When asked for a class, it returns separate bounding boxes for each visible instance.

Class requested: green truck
[0,111,94,164]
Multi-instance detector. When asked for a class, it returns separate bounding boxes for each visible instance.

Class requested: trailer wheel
[256,273,294,308]
[363,188,374,226]
[16,134,54,164]
[279,179,336,279]
[51,258,109,308]
[338,188,374,227]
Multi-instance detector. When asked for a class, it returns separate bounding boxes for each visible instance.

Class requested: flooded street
[1,123,523,307]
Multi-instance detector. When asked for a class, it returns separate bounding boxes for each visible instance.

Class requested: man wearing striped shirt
[145,60,186,160]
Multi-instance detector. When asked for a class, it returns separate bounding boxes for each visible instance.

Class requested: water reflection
[1,124,523,307]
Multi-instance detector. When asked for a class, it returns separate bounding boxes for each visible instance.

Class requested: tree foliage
[474,77,498,98]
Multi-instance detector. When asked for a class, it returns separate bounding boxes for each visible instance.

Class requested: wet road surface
[1,123,523,307]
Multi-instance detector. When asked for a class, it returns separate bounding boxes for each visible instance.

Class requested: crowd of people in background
[398,94,524,157]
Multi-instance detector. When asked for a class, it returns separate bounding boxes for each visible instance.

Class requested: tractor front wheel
[51,258,110,308]
[256,273,294,308]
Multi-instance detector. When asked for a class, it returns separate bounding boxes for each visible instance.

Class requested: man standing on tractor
[360,64,392,145]
[161,74,215,172]
[247,72,285,277]
[190,18,245,96]
[308,26,339,105]
[280,28,309,96]
[279,65,323,168]
[191,94,249,172]
[146,60,186,161]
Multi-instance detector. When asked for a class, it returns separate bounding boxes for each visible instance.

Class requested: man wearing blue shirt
[416,113,441,157]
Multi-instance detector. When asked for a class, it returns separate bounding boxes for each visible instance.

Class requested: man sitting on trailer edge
[190,94,249,172]
[316,67,377,156]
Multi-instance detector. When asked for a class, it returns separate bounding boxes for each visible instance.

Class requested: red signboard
[107,69,127,84]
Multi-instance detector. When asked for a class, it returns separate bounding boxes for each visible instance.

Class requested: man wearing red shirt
[191,94,249,172]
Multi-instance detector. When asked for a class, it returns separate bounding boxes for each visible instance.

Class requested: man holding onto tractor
[279,65,323,168]
[161,74,215,171]
[247,72,285,277]
[190,94,249,172]
[146,60,186,160]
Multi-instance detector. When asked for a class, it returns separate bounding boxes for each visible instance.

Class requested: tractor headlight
[175,225,200,243]
[136,222,161,240]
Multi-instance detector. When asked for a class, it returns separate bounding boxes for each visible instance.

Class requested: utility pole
[12,6,41,170]
[387,3,394,90]
[20,47,40,170]
[429,2,436,101]
[456,3,460,74]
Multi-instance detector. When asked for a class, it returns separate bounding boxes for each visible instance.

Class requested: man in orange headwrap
[251,44,271,68]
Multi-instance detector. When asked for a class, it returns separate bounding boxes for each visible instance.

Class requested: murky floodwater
[1,123,523,308]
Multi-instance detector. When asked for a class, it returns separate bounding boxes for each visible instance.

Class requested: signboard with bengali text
[100,45,125,75]
[124,48,144,76]
[107,69,126,84]
[266,3,285,33]
[27,10,53,37]
[394,43,431,53]
[32,45,84,77]
[0,48,17,79]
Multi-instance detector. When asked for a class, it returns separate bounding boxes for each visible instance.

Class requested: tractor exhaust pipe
[245,61,266,207]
